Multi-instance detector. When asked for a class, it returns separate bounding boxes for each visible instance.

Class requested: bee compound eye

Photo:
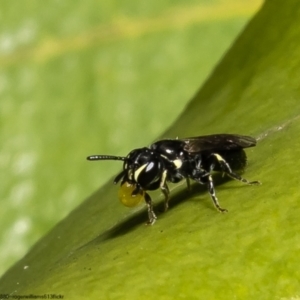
[118,182,144,207]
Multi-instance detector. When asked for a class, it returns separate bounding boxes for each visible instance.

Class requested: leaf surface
[1,0,299,299]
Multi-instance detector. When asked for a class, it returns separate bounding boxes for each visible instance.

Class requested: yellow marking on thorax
[173,159,183,169]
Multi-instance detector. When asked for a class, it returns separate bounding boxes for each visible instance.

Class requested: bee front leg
[144,192,157,225]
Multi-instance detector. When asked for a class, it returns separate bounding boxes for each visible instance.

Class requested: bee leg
[160,184,170,212]
[186,177,191,191]
[144,192,157,225]
[212,153,260,185]
[160,170,170,212]
[113,169,126,184]
[200,174,228,213]
[192,171,228,212]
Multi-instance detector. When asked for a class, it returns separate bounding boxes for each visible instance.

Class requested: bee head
[122,148,164,190]
[87,147,165,190]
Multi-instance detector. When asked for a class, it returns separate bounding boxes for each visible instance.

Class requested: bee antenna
[86,155,127,161]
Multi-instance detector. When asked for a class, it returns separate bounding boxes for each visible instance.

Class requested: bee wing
[182,134,257,153]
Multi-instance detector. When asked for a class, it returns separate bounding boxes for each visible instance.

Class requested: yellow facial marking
[133,164,147,182]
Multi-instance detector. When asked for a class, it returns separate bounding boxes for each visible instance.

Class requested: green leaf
[1,0,300,299]
[0,0,259,276]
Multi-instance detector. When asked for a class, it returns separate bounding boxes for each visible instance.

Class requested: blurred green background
[0,0,262,276]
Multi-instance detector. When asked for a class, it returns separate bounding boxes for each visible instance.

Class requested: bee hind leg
[193,173,228,213]
[205,174,228,213]
[211,153,260,185]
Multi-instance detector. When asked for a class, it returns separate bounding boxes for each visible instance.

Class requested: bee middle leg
[160,170,170,212]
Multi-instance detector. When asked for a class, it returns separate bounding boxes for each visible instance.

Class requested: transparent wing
[182,134,257,153]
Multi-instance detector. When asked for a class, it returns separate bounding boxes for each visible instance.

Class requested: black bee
[87,134,260,225]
